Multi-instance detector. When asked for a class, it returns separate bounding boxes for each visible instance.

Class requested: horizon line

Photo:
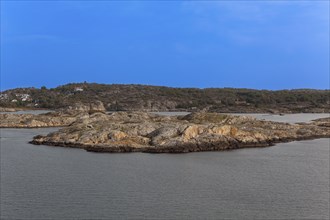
[1,82,329,92]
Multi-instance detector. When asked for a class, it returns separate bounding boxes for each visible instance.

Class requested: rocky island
[1,101,329,153]
[0,101,106,128]
[0,107,21,112]
[27,112,330,153]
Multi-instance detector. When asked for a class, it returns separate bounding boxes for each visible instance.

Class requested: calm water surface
[1,114,329,219]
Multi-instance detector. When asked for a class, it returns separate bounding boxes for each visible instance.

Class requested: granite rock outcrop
[0,101,106,128]
[29,112,330,153]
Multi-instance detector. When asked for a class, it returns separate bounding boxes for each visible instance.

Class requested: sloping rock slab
[30,112,330,153]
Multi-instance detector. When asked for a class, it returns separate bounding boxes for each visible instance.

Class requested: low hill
[1,83,329,113]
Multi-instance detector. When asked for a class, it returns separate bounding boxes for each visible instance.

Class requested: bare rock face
[59,101,106,115]
[311,117,330,127]
[29,112,330,153]
[0,112,83,128]
[0,107,19,112]
[0,101,105,128]
[2,106,328,153]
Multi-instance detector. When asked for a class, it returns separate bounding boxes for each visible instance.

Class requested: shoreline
[1,104,330,115]
[26,111,330,154]
[29,134,330,154]
[1,103,329,154]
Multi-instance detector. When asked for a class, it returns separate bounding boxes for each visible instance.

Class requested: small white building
[21,94,30,101]
[74,87,84,92]
[15,93,31,101]
[0,94,8,100]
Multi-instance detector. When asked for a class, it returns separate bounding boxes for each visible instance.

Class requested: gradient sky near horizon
[1,1,329,91]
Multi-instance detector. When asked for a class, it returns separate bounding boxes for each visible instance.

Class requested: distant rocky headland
[1,83,329,113]
[0,101,106,128]
[1,102,329,153]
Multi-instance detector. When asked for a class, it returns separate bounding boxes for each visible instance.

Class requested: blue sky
[1,1,329,90]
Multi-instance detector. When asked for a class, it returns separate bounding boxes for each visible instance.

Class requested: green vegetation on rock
[1,83,329,113]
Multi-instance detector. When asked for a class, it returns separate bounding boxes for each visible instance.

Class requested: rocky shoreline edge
[1,101,329,154]
[29,134,329,153]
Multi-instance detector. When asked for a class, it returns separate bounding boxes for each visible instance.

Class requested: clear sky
[1,1,329,91]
